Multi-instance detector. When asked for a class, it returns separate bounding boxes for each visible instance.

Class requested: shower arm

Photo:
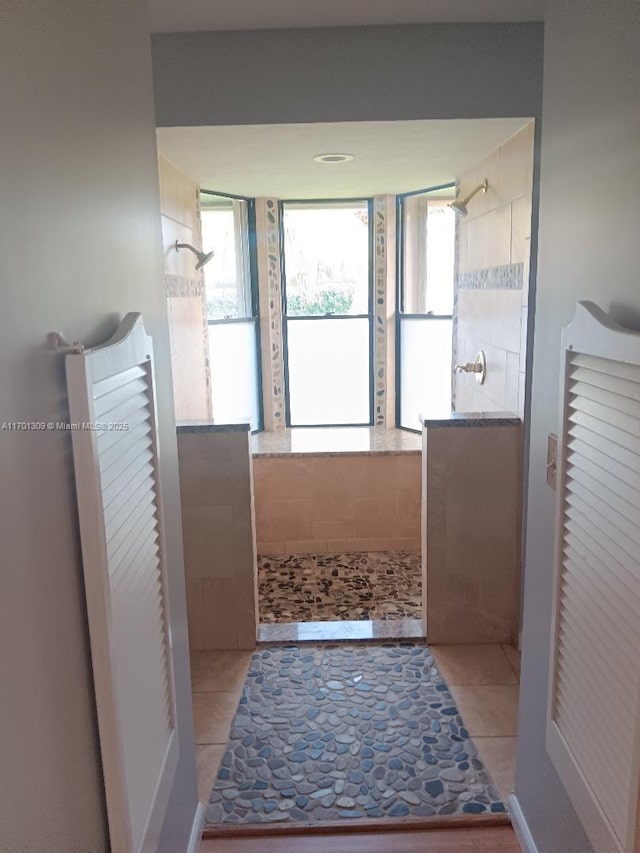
[460,178,488,207]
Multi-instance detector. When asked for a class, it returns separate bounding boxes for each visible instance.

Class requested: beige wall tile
[354,495,400,539]
[284,539,327,553]
[510,195,532,264]
[255,541,286,555]
[499,124,534,203]
[256,497,313,543]
[182,505,234,579]
[252,456,314,500]
[312,518,356,540]
[466,207,512,270]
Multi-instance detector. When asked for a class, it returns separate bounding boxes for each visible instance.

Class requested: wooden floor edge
[202,812,511,839]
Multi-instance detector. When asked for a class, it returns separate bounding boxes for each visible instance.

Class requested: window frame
[395,182,457,432]
[200,188,264,431]
[279,197,375,429]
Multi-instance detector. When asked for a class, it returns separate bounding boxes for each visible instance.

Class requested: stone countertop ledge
[251,427,422,457]
[176,419,251,434]
[421,411,522,428]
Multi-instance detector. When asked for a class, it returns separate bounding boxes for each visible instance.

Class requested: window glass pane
[402,194,455,315]
[283,202,369,316]
[399,317,452,430]
[286,318,370,425]
[209,321,260,430]
[201,193,252,320]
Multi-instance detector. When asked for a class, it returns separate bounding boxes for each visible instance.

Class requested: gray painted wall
[0,2,198,851]
[516,1,640,851]
[151,23,544,126]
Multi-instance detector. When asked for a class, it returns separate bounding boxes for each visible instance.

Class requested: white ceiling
[156,119,530,198]
[148,0,543,33]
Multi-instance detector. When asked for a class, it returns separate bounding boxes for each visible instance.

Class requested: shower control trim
[454,350,487,384]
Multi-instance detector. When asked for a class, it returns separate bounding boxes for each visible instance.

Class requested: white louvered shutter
[66,314,178,853]
[547,301,640,853]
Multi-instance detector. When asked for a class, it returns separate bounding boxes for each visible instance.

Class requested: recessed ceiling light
[312,153,354,164]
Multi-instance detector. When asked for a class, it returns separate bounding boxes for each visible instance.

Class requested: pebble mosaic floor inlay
[258,551,422,624]
[204,643,505,827]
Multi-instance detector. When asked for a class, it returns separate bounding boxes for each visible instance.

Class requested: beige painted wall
[253,454,421,554]
[454,122,534,416]
[178,429,258,650]
[159,155,211,420]
[0,3,198,851]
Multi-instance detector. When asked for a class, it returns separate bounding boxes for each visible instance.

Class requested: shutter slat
[549,335,640,853]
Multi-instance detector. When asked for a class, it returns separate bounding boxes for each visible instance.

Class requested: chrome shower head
[449,179,488,217]
[175,241,215,270]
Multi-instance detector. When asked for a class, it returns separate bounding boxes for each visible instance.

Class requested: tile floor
[191,643,520,810]
[258,551,422,624]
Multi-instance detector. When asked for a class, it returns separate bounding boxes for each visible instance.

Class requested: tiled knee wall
[253,453,421,554]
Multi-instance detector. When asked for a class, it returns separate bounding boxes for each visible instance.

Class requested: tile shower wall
[453,123,534,416]
[178,427,258,650]
[253,453,421,554]
[159,155,211,419]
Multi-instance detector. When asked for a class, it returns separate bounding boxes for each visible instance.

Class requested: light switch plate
[546,433,558,490]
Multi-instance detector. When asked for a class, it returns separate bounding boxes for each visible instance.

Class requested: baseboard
[508,794,539,853]
[187,802,205,853]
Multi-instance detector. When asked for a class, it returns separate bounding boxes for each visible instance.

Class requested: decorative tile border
[373,198,387,427]
[164,274,204,298]
[456,263,524,291]
[256,199,286,431]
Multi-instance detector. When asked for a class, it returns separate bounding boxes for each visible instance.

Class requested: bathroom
[158,117,532,646]
[155,116,532,822]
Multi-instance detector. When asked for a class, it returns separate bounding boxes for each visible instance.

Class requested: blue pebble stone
[425,780,444,797]
[436,683,448,692]
[458,762,469,770]
[460,727,469,738]
[348,770,365,784]
[253,780,268,790]
[425,754,438,765]
[242,735,253,746]
[252,799,263,811]
[218,768,230,780]
[337,744,349,754]
[311,749,323,759]
[348,709,359,718]
[423,736,437,744]
[491,802,506,813]
[373,743,391,752]
[282,788,295,797]
[362,759,374,772]
[290,752,307,762]
[362,747,374,758]
[264,801,277,813]
[431,721,441,733]
[259,747,271,759]
[296,796,308,808]
[222,801,234,813]
[367,808,385,817]
[463,803,487,814]
[388,757,403,770]
[373,722,387,731]
[389,803,410,817]
[442,707,457,715]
